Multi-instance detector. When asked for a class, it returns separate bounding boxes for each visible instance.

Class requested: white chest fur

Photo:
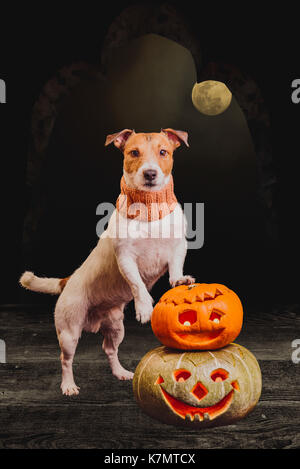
[104,203,187,284]
[105,203,186,241]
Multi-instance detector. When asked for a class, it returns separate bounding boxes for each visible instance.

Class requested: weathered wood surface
[0,305,299,449]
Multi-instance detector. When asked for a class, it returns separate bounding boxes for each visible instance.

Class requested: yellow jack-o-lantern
[133,344,262,428]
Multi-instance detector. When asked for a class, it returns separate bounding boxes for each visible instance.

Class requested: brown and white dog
[20,129,195,396]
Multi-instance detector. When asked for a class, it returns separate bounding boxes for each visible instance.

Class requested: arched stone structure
[22,2,278,263]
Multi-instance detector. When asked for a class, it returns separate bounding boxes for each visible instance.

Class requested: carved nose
[191,382,208,401]
[143,169,157,181]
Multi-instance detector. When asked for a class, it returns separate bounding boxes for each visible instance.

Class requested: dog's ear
[161,129,189,149]
[105,129,135,150]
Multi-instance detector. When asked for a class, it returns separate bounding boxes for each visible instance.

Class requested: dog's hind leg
[56,325,82,396]
[101,305,134,380]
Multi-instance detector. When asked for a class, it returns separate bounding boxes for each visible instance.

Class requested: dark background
[0,1,299,310]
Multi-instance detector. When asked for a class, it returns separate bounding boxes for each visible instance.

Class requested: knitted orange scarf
[116,175,178,222]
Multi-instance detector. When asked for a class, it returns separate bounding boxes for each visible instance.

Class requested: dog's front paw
[170,275,196,288]
[135,296,154,324]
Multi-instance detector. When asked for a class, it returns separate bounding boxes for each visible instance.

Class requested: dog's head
[105,129,189,191]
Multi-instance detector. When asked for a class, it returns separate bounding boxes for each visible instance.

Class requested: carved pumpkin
[151,283,243,350]
[133,344,262,428]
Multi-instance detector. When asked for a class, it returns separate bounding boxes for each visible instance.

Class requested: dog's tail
[19,271,70,295]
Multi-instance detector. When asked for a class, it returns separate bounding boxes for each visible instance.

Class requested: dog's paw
[61,382,80,396]
[170,275,196,288]
[113,367,134,381]
[135,296,154,324]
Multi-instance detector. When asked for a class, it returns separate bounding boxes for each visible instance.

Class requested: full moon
[192,80,232,116]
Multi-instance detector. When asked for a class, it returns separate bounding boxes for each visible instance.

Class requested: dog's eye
[131,150,139,157]
[160,149,167,157]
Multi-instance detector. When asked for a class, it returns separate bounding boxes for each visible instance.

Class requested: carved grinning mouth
[158,381,238,421]
[175,329,224,345]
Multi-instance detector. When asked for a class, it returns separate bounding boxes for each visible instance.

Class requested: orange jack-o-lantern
[133,344,262,428]
[151,283,243,350]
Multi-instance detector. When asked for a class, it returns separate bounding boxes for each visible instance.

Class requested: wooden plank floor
[0,305,299,449]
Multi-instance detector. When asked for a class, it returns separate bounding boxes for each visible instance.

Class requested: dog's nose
[143,169,157,181]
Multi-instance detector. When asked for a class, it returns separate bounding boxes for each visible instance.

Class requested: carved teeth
[165,299,177,305]
[186,414,194,421]
[204,413,210,421]
[183,298,192,304]
[194,413,203,422]
[204,293,213,300]
[162,287,224,306]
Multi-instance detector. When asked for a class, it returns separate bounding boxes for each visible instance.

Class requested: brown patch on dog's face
[123,133,174,176]
[105,128,189,190]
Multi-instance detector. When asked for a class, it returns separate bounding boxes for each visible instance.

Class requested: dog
[20,128,195,396]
